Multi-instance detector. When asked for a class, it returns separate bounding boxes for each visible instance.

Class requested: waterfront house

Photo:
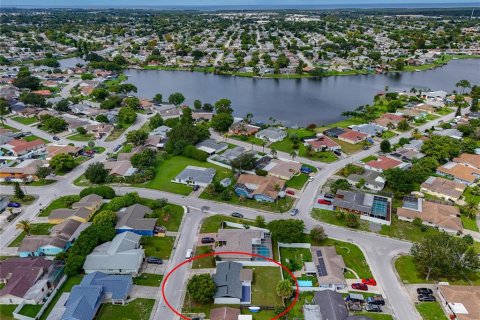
[304,134,341,152]
[255,127,287,142]
[229,121,260,136]
[337,129,367,144]
[352,123,385,137]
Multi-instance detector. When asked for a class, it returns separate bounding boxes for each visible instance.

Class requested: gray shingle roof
[175,166,216,185]
[213,261,243,299]
[115,204,156,231]
[313,290,349,320]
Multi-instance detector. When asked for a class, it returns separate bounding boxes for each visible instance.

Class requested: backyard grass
[96,298,155,320]
[436,107,454,115]
[200,214,253,233]
[138,198,184,232]
[39,275,84,320]
[269,134,337,163]
[12,116,38,125]
[286,173,309,190]
[192,246,215,269]
[461,215,479,232]
[416,302,447,320]
[133,274,163,287]
[463,187,480,204]
[395,255,480,285]
[24,134,50,143]
[315,118,365,133]
[9,223,54,247]
[332,138,365,154]
[379,216,444,243]
[0,304,17,320]
[279,247,312,277]
[67,133,94,141]
[39,195,80,217]
[105,123,130,142]
[141,155,233,196]
[141,236,174,260]
[246,266,283,307]
[17,304,42,318]
[229,134,265,146]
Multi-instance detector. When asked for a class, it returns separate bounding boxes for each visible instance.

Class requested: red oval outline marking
[161,250,299,320]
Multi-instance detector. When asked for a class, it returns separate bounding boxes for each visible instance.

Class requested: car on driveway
[146,257,163,264]
[351,283,368,291]
[286,190,295,195]
[362,278,377,286]
[53,136,60,141]
[365,304,382,312]
[8,202,21,208]
[114,144,122,152]
[366,295,385,306]
[192,185,200,191]
[416,288,433,295]
[290,208,299,216]
[317,199,332,205]
[231,212,244,218]
[201,237,215,244]
[418,294,436,302]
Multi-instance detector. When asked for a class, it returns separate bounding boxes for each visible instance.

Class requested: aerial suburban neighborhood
[0,3,479,320]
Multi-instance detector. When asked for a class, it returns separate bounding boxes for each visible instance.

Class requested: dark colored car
[365,304,382,312]
[363,146,370,150]
[53,136,60,141]
[114,144,122,152]
[192,185,200,191]
[201,237,215,244]
[418,295,436,302]
[324,193,335,199]
[351,283,368,291]
[8,202,21,208]
[333,150,342,156]
[231,212,244,218]
[416,288,433,295]
[146,257,163,264]
[366,296,385,306]
[301,166,313,174]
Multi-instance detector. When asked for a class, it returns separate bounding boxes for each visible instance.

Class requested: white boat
[248,307,261,313]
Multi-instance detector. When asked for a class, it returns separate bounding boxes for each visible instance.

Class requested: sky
[2,0,479,8]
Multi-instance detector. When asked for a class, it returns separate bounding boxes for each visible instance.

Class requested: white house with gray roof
[83,232,144,276]
[255,127,287,142]
[195,139,228,155]
[172,165,216,187]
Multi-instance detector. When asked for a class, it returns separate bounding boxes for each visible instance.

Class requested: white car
[185,249,193,259]
[308,177,314,182]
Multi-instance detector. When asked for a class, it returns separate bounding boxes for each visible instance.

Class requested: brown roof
[49,207,91,221]
[438,285,480,320]
[8,139,45,154]
[453,153,480,170]
[46,145,83,159]
[306,135,340,150]
[397,200,462,232]
[71,194,103,209]
[266,158,302,180]
[0,159,45,175]
[366,156,402,171]
[420,176,466,200]
[104,160,134,176]
[237,174,285,199]
[18,235,67,253]
[437,163,480,184]
[51,219,83,240]
[210,307,240,320]
[338,129,367,143]
[215,229,271,260]
[311,246,347,286]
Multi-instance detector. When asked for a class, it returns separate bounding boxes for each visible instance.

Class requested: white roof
[449,303,468,314]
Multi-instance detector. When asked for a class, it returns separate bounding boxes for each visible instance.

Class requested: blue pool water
[297,280,313,287]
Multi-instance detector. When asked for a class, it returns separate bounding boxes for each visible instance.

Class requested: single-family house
[420,177,466,202]
[0,159,46,182]
[438,285,480,320]
[195,139,228,155]
[323,127,346,138]
[364,156,408,173]
[397,197,462,234]
[332,190,392,225]
[18,235,68,258]
[49,207,92,224]
[215,229,273,262]
[436,162,480,186]
[60,272,133,320]
[116,204,156,236]
[46,145,83,161]
[83,232,144,275]
[389,148,425,162]
[213,261,252,305]
[1,138,45,158]
[433,128,463,140]
[374,113,405,129]
[304,135,341,152]
[337,129,367,144]
[259,158,302,180]
[104,160,137,177]
[255,127,287,142]
[71,194,103,212]
[229,122,260,136]
[234,174,285,203]
[210,307,241,320]
[403,139,424,152]
[346,169,385,191]
[303,290,349,320]
[453,153,480,170]
[154,104,183,119]
[352,123,385,137]
[172,166,216,187]
[151,125,171,138]
[308,247,347,291]
[423,90,447,100]
[192,111,214,122]
[85,124,113,139]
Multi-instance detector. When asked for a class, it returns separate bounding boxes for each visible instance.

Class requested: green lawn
[230,134,265,146]
[382,131,396,139]
[461,215,479,232]
[138,198,184,232]
[200,214,253,233]
[67,133,94,141]
[133,274,163,287]
[361,155,377,163]
[312,209,370,232]
[192,246,215,269]
[269,135,337,163]
[141,236,174,260]
[247,266,283,307]
[0,304,17,320]
[315,117,366,133]
[379,216,444,243]
[39,195,81,217]
[39,275,84,320]
[1,124,20,132]
[395,255,480,285]
[9,194,36,205]
[12,116,38,125]
[436,107,454,115]
[9,223,54,247]
[24,135,50,143]
[463,187,480,205]
[105,123,131,142]
[286,173,309,190]
[27,179,56,186]
[141,155,233,196]
[416,302,447,320]
[332,138,365,154]
[96,298,155,320]
[17,304,42,318]
[279,247,312,276]
[241,310,277,320]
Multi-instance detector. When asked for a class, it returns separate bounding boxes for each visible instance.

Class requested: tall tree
[16,219,31,236]
[14,182,25,200]
[456,79,471,95]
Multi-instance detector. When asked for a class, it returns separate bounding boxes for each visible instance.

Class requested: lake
[62,57,480,126]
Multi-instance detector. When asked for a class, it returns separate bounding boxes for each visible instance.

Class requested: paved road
[0,106,462,320]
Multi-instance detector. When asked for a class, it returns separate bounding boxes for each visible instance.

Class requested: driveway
[130,285,162,299]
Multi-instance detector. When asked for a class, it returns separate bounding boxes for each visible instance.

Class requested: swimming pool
[371,196,389,218]
[297,280,313,287]
[252,245,271,260]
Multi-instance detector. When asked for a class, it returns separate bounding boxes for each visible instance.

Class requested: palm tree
[305,144,314,157]
[16,219,32,236]
[464,200,478,219]
[387,122,395,131]
[290,151,297,160]
[261,140,267,153]
[270,148,277,158]
[456,80,471,95]
[273,183,281,209]
[245,113,253,124]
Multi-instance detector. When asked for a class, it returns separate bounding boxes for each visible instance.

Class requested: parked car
[146,257,163,264]
[308,177,314,182]
[201,237,215,244]
[185,249,193,259]
[231,212,244,218]
[192,185,200,191]
[290,208,299,216]
[362,278,377,286]
[114,144,122,152]
[301,166,313,174]
[365,304,382,312]
[418,294,436,302]
[53,136,60,141]
[8,202,21,208]
[333,150,342,156]
[324,193,335,199]
[24,132,33,136]
[416,288,433,295]
[345,293,365,303]
[317,199,332,205]
[286,190,295,195]
[351,283,368,291]
[366,295,385,306]
[363,146,370,150]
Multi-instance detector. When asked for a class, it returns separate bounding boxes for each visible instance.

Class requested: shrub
[345,213,360,228]
[105,193,140,211]
[80,186,116,199]
[413,217,423,227]
[182,145,209,162]
[255,169,268,176]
